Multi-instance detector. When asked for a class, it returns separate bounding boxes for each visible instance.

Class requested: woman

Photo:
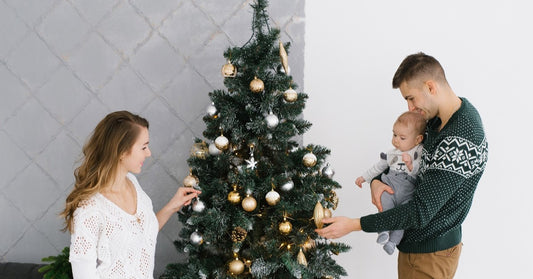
[61,111,200,279]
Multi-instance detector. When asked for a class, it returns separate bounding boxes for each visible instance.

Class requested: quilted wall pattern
[0,0,305,276]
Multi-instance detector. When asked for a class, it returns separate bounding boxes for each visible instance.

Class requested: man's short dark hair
[392,52,447,89]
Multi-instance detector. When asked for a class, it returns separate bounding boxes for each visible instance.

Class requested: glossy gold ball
[228,190,242,204]
[279,220,292,235]
[283,87,298,102]
[303,152,317,167]
[324,208,332,218]
[241,195,257,212]
[183,174,199,187]
[228,258,245,275]
[249,76,264,93]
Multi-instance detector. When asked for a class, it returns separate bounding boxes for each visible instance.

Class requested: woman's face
[120,127,151,174]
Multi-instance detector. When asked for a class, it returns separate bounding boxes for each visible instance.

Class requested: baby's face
[391,122,420,152]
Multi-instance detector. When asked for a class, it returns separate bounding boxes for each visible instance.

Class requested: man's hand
[370,179,393,212]
[315,216,361,239]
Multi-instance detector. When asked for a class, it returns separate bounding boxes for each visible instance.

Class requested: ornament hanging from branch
[221,60,237,78]
[283,86,297,102]
[249,76,264,93]
[279,40,290,75]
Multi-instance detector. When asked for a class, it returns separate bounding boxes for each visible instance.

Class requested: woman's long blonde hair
[61,111,149,233]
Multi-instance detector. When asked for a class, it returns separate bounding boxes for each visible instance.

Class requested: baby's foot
[383,241,396,255]
[377,232,389,244]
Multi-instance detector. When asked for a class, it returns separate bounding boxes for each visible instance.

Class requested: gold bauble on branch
[278,218,292,235]
[324,207,332,218]
[241,195,257,212]
[279,40,290,75]
[303,152,317,167]
[190,141,208,159]
[297,248,308,266]
[183,172,199,187]
[314,201,325,229]
[283,87,298,102]
[221,60,237,77]
[228,257,245,275]
[228,185,241,205]
[249,76,264,93]
[302,237,316,251]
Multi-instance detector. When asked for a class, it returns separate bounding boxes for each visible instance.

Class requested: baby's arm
[355,176,365,188]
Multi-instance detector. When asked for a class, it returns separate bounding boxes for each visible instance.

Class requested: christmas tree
[162,1,349,278]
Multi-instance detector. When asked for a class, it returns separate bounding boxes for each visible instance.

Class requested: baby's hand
[402,153,413,171]
[355,176,365,188]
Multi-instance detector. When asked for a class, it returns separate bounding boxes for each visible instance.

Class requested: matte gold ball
[241,195,257,212]
[324,208,332,218]
[228,190,242,204]
[303,152,317,167]
[228,258,245,275]
[249,76,264,93]
[279,220,292,235]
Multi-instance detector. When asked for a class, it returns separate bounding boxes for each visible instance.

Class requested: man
[316,52,488,278]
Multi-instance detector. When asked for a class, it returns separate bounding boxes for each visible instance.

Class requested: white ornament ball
[206,103,217,117]
[280,179,294,191]
[265,113,279,129]
[209,142,222,155]
[190,231,203,245]
[192,199,205,212]
[265,190,281,206]
[215,135,229,150]
[322,163,335,178]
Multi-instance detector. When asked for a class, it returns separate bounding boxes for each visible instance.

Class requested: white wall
[305,1,531,278]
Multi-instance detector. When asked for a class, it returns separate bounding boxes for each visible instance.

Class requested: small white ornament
[265,189,281,206]
[209,142,222,155]
[192,198,205,212]
[190,231,203,245]
[206,102,217,117]
[215,135,229,150]
[265,111,279,129]
[280,179,294,191]
[322,163,335,178]
[303,152,317,167]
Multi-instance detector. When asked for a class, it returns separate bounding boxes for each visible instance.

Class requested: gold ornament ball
[303,152,317,167]
[241,195,257,212]
[228,190,242,205]
[265,189,280,206]
[221,60,237,77]
[324,208,332,218]
[283,87,298,102]
[228,258,245,275]
[183,173,199,187]
[249,76,264,93]
[314,202,325,229]
[278,219,292,235]
[215,135,229,150]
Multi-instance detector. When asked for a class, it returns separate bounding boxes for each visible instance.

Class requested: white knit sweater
[69,173,159,279]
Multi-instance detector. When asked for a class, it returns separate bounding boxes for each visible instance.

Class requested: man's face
[399,80,436,120]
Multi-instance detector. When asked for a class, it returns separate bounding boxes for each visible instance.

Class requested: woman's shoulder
[73,193,105,217]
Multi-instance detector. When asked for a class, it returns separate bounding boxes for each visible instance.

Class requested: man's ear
[425,80,438,95]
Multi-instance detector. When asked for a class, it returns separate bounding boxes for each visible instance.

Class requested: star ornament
[245,157,258,170]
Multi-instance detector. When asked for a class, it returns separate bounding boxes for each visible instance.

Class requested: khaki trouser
[398,243,462,279]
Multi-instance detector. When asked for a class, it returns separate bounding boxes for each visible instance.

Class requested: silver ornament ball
[190,231,203,245]
[265,113,279,129]
[280,179,294,191]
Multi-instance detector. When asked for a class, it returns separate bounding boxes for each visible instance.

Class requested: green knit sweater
[360,98,488,253]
